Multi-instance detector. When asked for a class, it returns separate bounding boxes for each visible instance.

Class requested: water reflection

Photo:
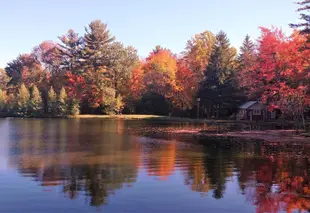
[8,119,140,207]
[144,142,176,180]
[2,119,310,213]
[238,146,310,213]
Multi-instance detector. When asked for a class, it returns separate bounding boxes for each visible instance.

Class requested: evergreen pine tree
[57,87,68,116]
[238,35,256,68]
[83,20,115,71]
[29,85,43,117]
[58,29,84,73]
[237,35,258,99]
[291,1,310,49]
[198,31,239,118]
[69,99,80,116]
[48,86,57,116]
[290,0,310,35]
[16,83,30,117]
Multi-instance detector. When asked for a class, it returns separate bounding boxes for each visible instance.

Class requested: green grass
[71,114,163,120]
[70,114,256,123]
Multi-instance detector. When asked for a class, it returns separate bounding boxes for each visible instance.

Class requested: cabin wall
[237,102,277,121]
[246,110,264,121]
[248,103,265,121]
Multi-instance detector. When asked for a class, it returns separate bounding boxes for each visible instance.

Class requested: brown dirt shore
[72,114,309,143]
[144,128,310,143]
[207,130,309,143]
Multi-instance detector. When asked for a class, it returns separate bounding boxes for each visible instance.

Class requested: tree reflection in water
[6,119,310,212]
[9,119,140,207]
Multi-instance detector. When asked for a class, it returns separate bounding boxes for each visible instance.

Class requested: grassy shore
[4,114,309,127]
[71,114,274,124]
[72,114,163,120]
[72,114,222,123]
[1,114,259,123]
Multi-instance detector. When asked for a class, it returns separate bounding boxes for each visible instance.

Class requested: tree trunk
[114,80,118,98]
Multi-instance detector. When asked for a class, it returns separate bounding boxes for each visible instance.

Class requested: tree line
[0,1,309,121]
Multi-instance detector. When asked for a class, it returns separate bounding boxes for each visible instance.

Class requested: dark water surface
[0,118,309,213]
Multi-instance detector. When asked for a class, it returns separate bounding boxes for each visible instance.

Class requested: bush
[135,92,170,115]
[100,88,124,115]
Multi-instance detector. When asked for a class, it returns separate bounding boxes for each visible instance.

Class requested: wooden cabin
[237,101,276,121]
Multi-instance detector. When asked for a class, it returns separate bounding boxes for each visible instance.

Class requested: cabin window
[253,110,261,115]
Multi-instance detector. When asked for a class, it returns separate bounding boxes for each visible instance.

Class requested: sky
[0,0,299,68]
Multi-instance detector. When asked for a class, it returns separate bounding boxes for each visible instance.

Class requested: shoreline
[2,114,307,126]
[70,114,299,125]
[1,114,309,142]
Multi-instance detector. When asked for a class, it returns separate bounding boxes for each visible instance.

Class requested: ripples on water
[0,118,309,213]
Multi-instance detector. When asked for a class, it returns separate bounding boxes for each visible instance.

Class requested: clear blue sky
[0,0,299,68]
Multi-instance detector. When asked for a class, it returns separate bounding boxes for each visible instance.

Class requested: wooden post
[197,98,201,119]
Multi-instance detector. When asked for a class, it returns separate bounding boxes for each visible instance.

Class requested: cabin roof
[239,101,258,109]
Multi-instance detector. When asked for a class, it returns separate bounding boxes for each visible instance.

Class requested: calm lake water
[0,118,309,213]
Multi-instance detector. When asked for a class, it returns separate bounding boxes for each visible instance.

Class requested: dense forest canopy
[0,2,309,125]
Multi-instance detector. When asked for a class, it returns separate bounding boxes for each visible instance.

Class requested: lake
[0,118,309,213]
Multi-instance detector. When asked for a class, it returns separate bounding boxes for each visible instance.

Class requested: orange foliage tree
[65,72,86,101]
[184,30,216,78]
[5,53,48,91]
[129,63,145,99]
[238,28,310,128]
[143,47,177,99]
[171,59,198,112]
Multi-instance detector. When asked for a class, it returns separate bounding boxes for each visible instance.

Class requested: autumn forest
[0,1,309,125]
